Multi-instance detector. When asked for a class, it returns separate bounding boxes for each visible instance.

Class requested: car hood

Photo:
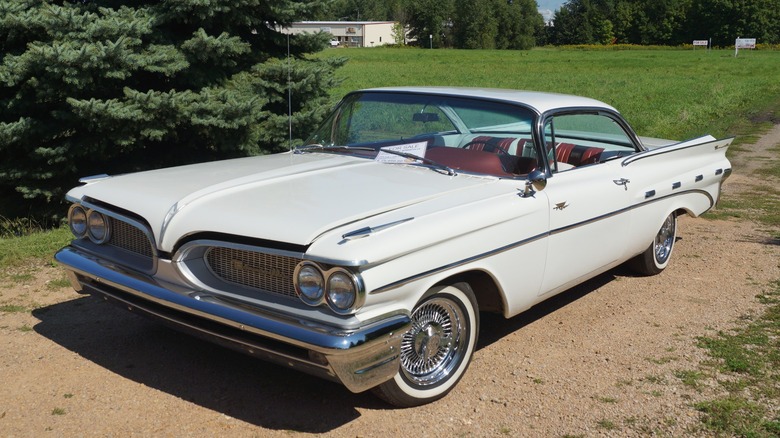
[67,152,503,251]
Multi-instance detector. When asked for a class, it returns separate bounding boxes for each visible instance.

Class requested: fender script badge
[554,202,569,211]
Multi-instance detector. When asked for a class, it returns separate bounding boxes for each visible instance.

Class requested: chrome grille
[108,217,153,258]
[205,247,300,298]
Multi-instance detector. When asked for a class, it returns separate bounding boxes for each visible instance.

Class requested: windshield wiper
[377,147,457,176]
[295,144,364,153]
[296,145,456,176]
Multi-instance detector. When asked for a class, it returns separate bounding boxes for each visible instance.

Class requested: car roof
[361,86,618,115]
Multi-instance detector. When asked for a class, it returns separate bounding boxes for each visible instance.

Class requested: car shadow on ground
[32,268,621,431]
[32,296,383,432]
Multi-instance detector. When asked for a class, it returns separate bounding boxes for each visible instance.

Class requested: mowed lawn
[315,48,780,141]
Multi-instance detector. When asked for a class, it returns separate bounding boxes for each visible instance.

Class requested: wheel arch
[673,206,695,219]
[433,269,506,315]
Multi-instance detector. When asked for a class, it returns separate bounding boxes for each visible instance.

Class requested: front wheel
[629,212,677,276]
[373,283,479,407]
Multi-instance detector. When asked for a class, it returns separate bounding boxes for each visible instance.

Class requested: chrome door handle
[613,178,630,190]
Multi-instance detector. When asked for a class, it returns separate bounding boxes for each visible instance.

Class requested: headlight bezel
[294,262,364,314]
[295,263,325,305]
[68,204,88,238]
[326,270,359,312]
[86,209,112,244]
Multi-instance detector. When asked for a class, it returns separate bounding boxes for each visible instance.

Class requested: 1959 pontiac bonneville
[56,87,732,407]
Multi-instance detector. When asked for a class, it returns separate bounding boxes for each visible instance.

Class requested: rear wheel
[629,212,677,275]
[373,282,479,407]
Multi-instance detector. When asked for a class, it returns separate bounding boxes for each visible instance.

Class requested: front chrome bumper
[55,246,410,393]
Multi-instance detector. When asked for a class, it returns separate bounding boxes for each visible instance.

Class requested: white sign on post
[735,38,756,49]
[735,37,756,56]
[693,40,708,46]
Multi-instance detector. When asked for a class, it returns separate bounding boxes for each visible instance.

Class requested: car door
[536,112,640,296]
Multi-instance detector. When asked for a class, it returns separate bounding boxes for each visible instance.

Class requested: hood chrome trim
[78,174,112,184]
[340,217,415,242]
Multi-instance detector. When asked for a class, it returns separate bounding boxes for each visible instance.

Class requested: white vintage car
[56,87,732,407]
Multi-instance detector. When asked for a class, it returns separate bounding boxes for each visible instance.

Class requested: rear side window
[544,113,637,172]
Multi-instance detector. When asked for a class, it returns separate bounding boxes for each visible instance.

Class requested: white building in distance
[281,21,397,48]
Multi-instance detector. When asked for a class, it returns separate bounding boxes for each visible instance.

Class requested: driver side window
[544,114,636,172]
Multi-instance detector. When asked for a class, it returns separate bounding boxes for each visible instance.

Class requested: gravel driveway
[1,125,779,437]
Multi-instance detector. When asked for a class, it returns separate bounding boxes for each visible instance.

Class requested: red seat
[462,136,493,152]
[555,143,604,167]
[463,136,515,154]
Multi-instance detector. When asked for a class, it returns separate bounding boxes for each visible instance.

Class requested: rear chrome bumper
[55,246,410,393]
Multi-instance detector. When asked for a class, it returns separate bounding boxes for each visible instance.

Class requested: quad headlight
[294,262,363,314]
[68,204,88,238]
[327,271,357,311]
[87,209,111,244]
[68,204,111,244]
[296,264,325,305]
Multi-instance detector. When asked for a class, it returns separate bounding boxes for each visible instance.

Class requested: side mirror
[520,170,547,198]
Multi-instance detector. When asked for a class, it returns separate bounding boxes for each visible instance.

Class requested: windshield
[302,91,538,178]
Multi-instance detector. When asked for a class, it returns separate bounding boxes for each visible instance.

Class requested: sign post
[693,40,708,50]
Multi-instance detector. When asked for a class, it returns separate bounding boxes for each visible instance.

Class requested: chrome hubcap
[654,215,676,264]
[400,297,466,387]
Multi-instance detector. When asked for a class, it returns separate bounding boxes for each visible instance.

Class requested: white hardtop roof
[362,86,618,115]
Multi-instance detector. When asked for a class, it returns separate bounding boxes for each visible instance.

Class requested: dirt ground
[1,125,779,437]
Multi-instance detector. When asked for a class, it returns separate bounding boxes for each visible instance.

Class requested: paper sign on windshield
[375,141,428,163]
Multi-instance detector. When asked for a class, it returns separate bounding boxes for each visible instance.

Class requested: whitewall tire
[373,282,479,407]
[629,212,677,276]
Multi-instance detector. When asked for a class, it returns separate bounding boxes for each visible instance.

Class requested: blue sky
[537,0,565,11]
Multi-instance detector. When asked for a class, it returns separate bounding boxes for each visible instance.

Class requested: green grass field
[316,47,780,141]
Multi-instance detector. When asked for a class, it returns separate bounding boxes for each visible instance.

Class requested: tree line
[549,0,780,46]
[322,0,780,47]
[320,0,544,49]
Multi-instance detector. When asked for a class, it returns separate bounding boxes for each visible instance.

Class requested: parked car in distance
[56,87,732,407]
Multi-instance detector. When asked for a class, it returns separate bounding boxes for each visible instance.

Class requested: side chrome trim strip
[371,188,716,294]
[371,232,549,294]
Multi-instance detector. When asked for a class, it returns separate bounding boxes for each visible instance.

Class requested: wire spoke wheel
[654,214,676,265]
[373,283,478,407]
[400,297,466,386]
[629,212,678,276]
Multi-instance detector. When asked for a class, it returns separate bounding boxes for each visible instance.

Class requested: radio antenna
[287,33,293,151]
